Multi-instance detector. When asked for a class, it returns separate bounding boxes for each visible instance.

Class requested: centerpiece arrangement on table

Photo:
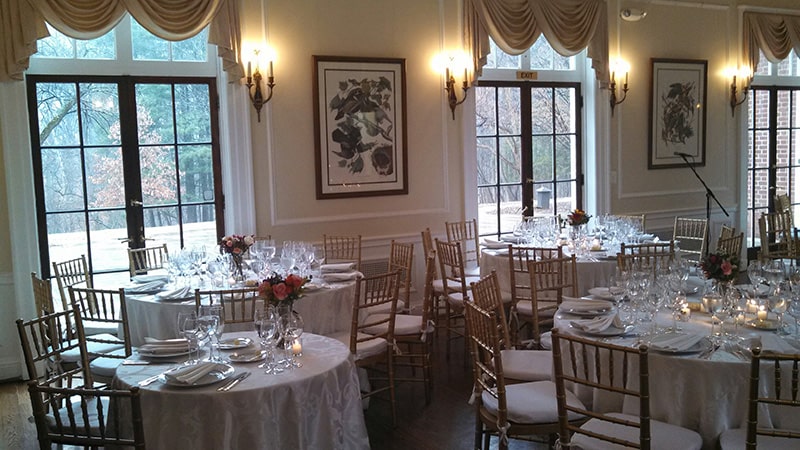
[258,272,310,312]
[699,251,740,323]
[562,208,593,244]
[219,234,255,283]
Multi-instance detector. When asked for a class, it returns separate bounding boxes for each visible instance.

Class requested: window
[746,51,800,259]
[27,16,222,287]
[476,37,584,238]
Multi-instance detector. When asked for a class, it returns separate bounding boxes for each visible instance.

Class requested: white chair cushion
[61,334,124,363]
[516,300,533,316]
[500,349,552,382]
[481,380,584,424]
[88,348,127,379]
[46,396,110,433]
[82,320,120,337]
[719,427,800,450]
[364,300,405,316]
[362,313,422,336]
[447,292,470,307]
[330,331,388,360]
[465,265,481,277]
[571,412,702,450]
[432,279,445,294]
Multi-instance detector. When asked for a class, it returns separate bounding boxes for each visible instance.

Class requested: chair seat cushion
[89,348,128,379]
[465,265,481,277]
[61,334,124,363]
[516,300,556,318]
[500,349,552,382]
[481,380,584,424]
[719,427,800,450]
[362,313,422,336]
[82,320,120,337]
[447,292,470,306]
[571,412,702,450]
[46,396,110,434]
[330,331,388,360]
[364,300,405,316]
[432,279,445,294]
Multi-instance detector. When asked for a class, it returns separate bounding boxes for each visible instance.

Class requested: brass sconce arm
[729,75,748,117]
[445,68,469,120]
[246,59,275,122]
[609,76,628,116]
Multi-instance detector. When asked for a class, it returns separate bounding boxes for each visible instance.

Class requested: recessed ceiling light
[620,8,647,22]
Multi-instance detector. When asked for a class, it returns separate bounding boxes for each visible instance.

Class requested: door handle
[119,237,133,243]
[130,199,143,207]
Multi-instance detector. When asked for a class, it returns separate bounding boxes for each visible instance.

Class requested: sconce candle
[245,51,276,122]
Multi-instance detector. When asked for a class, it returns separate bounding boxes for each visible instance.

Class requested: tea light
[292,340,303,356]
[747,299,758,314]
[736,312,746,325]
[680,306,692,321]
[757,307,767,322]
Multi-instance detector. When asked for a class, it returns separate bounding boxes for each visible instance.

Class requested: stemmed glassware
[285,312,304,368]
[199,305,224,362]
[254,304,282,374]
[764,259,785,295]
[177,311,202,363]
[196,312,217,362]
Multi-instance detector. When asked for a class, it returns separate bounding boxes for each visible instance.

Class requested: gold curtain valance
[743,11,800,79]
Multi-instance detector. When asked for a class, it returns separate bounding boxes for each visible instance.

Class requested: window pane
[131,20,169,61]
[42,148,85,211]
[89,209,128,272]
[145,206,180,236]
[47,212,88,262]
[175,84,211,143]
[35,26,74,58]
[487,41,520,69]
[80,83,120,146]
[529,35,573,71]
[555,181,575,214]
[752,168,770,208]
[477,138,497,185]
[86,147,124,208]
[531,88,553,134]
[477,186,499,235]
[37,83,79,147]
[776,167,789,200]
[499,137,521,183]
[777,91,791,128]
[179,144,214,202]
[499,185,522,234]
[532,135,553,181]
[75,31,115,59]
[180,207,217,244]
[554,88,576,134]
[172,29,209,62]
[475,87,497,136]
[498,88,520,134]
[140,145,178,206]
[776,130,790,169]
[753,130,770,168]
[555,135,576,180]
[136,84,175,145]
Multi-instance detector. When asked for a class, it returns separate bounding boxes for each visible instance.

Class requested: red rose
[285,274,304,289]
[272,283,289,300]
[721,260,732,276]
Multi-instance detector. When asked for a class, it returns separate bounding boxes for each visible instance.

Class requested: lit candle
[247,61,251,79]
[757,307,767,322]
[747,300,758,313]
[463,68,468,88]
[445,67,450,83]
[624,71,629,86]
[611,70,615,83]
[292,340,302,355]
[269,60,274,79]
[736,313,745,325]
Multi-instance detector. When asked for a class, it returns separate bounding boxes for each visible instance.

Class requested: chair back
[507,245,563,346]
[69,287,131,360]
[16,309,90,385]
[323,234,362,271]
[776,192,794,225]
[31,272,55,316]
[552,328,651,449]
[28,381,146,449]
[420,227,439,278]
[52,255,93,311]
[617,241,675,274]
[445,218,481,269]
[435,238,469,299]
[719,224,736,240]
[759,211,796,260]
[388,240,414,308]
[469,271,512,350]
[194,286,261,326]
[744,347,800,449]
[527,255,578,344]
[420,251,437,333]
[716,232,744,259]
[464,301,509,426]
[349,271,401,358]
[127,243,169,277]
[672,217,708,264]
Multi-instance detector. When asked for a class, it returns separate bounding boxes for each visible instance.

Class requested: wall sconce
[609,61,629,116]
[445,66,469,120]
[729,67,750,117]
[245,50,275,122]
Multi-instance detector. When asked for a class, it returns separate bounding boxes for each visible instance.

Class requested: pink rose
[721,260,732,276]
[272,283,289,300]
[285,274,304,289]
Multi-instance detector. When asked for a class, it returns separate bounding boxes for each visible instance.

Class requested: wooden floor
[0,331,549,449]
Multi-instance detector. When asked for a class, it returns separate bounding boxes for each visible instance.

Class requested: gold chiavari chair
[507,245,563,347]
[31,272,55,316]
[446,218,481,276]
[388,240,414,313]
[127,243,169,277]
[436,238,471,360]
[52,255,93,312]
[673,217,708,264]
[323,234,362,271]
[527,255,578,350]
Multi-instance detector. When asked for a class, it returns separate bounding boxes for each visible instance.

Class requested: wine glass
[768,288,789,335]
[283,311,305,368]
[177,311,201,363]
[198,306,222,362]
[702,285,725,342]
[764,259,785,295]
[254,304,282,374]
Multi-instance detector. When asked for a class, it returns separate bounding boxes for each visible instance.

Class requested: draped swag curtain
[0,0,243,82]
[743,11,800,78]
[463,0,609,83]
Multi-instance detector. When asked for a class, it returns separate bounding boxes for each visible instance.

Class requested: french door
[475,81,583,237]
[746,86,800,260]
[27,75,224,283]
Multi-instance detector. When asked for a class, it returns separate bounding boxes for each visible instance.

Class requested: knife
[138,373,163,386]
[218,371,250,392]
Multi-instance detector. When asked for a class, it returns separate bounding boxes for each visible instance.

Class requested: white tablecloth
[480,249,618,296]
[554,307,800,449]
[113,332,369,450]
[126,283,356,347]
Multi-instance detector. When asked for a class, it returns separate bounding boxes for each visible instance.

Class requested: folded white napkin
[125,280,168,294]
[559,296,613,312]
[482,239,508,249]
[132,274,170,284]
[571,314,624,332]
[155,286,193,301]
[138,338,190,354]
[164,362,221,385]
[322,271,363,282]
[587,287,624,300]
[650,333,705,352]
[320,263,355,273]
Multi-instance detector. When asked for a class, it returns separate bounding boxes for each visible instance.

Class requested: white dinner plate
[228,349,268,363]
[650,335,712,355]
[561,308,612,317]
[218,337,253,350]
[587,287,622,301]
[570,323,634,337]
[160,362,234,387]
[137,348,193,358]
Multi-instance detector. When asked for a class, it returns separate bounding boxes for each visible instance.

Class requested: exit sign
[516,71,539,80]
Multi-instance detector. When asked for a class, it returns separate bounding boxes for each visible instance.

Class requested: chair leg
[388,352,396,428]
[445,302,452,360]
[474,409,484,450]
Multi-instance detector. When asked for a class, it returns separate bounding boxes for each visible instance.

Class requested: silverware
[123,360,178,366]
[218,371,250,392]
[138,373,163,386]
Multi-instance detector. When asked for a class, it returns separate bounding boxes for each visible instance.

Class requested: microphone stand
[675,153,729,256]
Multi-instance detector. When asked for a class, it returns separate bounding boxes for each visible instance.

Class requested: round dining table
[113,331,370,450]
[553,296,800,449]
[125,282,356,346]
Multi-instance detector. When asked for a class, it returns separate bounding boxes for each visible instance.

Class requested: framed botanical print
[313,55,408,199]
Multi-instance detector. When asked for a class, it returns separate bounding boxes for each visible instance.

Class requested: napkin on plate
[570,314,624,333]
[320,263,355,273]
[124,280,168,294]
[482,239,508,249]
[164,362,221,385]
[131,274,171,284]
[322,271,363,282]
[587,287,624,300]
[650,333,706,352]
[138,338,190,355]
[559,296,613,312]
[155,285,194,301]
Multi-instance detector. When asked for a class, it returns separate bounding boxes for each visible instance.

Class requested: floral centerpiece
[699,252,740,283]
[219,234,255,281]
[258,272,309,310]
[564,209,592,227]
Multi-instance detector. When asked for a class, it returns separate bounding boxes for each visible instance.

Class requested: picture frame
[648,58,707,169]
[313,55,408,199]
